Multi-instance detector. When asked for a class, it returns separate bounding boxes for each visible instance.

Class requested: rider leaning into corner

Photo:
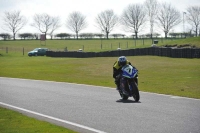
[113,56,138,90]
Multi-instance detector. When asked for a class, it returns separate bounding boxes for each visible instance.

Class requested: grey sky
[0,0,200,36]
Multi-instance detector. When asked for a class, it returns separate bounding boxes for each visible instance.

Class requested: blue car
[28,48,48,57]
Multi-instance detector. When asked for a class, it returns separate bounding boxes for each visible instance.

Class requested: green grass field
[0,55,199,98]
[0,37,199,53]
[0,37,200,133]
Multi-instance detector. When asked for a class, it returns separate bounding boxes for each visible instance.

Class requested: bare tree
[2,10,27,40]
[66,11,87,39]
[49,16,61,39]
[95,9,118,39]
[157,2,181,38]
[144,0,158,38]
[31,13,53,39]
[121,4,146,39]
[186,6,200,37]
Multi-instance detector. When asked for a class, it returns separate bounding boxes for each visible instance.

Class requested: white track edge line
[0,102,106,133]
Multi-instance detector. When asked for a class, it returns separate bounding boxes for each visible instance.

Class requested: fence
[46,47,200,58]
[0,47,33,55]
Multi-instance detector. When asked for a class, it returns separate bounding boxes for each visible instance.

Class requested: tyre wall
[46,48,200,58]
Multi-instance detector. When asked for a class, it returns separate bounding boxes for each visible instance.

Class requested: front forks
[120,77,130,95]
[120,77,138,95]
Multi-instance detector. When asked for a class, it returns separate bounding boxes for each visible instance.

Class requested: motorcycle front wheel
[130,82,140,102]
[119,90,128,100]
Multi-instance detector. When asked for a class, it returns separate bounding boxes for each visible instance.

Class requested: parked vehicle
[28,48,48,57]
[118,64,140,102]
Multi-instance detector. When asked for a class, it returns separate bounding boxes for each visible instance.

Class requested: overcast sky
[0,0,200,36]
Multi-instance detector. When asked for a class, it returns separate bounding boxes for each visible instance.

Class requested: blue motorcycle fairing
[121,65,138,78]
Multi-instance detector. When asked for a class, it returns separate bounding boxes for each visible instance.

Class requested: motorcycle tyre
[119,90,128,100]
[131,82,140,102]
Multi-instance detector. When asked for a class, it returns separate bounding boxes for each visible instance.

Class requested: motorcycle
[118,64,140,102]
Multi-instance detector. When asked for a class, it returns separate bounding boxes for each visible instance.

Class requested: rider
[113,56,137,90]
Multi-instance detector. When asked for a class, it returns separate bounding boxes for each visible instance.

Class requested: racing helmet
[118,56,127,67]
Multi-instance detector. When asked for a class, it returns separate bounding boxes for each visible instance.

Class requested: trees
[157,2,181,38]
[55,33,71,39]
[18,33,34,40]
[49,16,61,39]
[144,0,158,38]
[31,13,52,39]
[2,11,27,40]
[121,4,146,39]
[33,33,39,40]
[0,33,11,40]
[186,6,200,37]
[79,33,94,39]
[66,11,87,40]
[95,10,118,39]
[1,3,199,40]
[145,33,160,38]
[95,33,104,39]
[31,13,60,39]
[110,34,126,39]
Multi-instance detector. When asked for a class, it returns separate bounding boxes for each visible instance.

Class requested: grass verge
[0,107,77,133]
[0,54,199,99]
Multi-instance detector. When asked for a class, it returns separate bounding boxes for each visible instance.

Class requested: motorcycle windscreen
[122,65,138,78]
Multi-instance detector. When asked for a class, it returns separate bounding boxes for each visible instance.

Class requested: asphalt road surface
[0,77,200,133]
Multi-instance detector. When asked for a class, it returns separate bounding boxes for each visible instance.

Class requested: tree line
[0,32,195,41]
[0,0,200,40]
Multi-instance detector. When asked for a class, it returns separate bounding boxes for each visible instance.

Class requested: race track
[0,77,200,133]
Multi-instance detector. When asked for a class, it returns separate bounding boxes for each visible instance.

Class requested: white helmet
[118,56,127,66]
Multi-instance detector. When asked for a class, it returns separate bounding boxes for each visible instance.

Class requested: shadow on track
[116,99,141,103]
